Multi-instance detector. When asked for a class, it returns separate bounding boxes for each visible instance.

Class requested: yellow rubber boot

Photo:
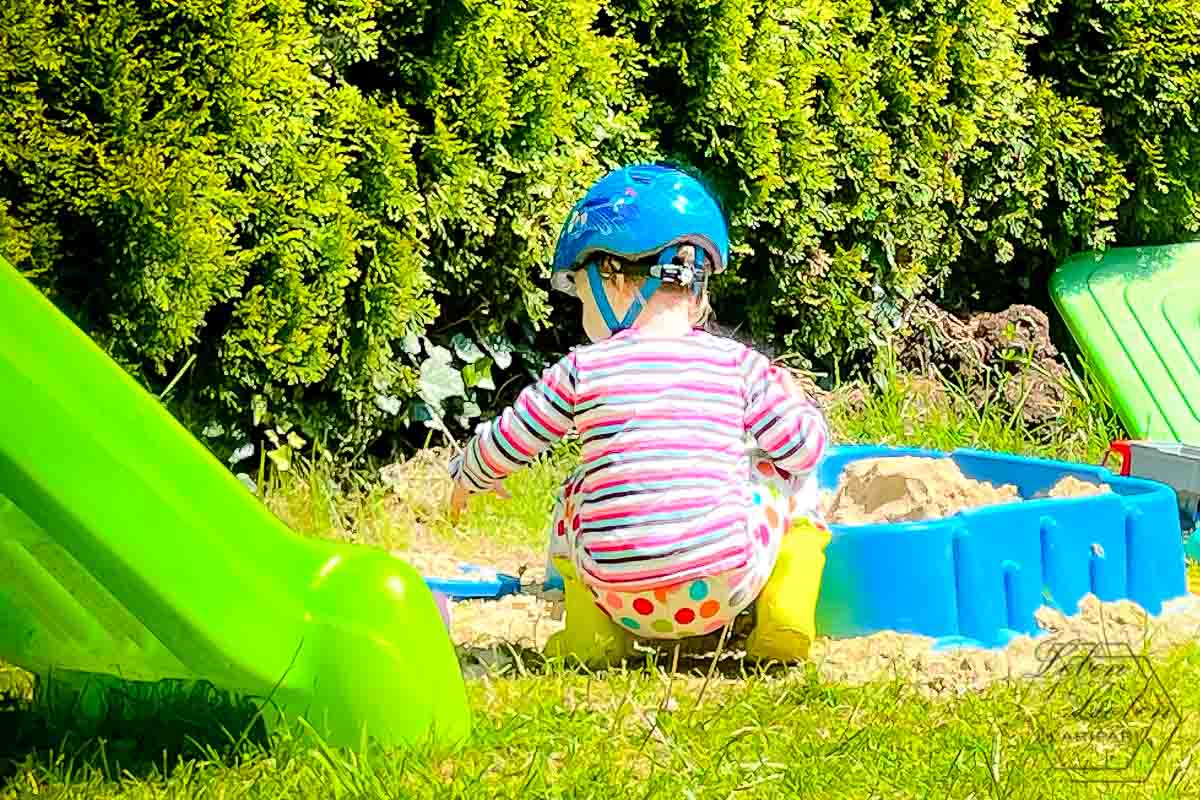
[746,519,832,663]
[544,557,635,668]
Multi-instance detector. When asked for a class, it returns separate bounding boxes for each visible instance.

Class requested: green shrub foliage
[371,0,655,331]
[1034,0,1200,244]
[0,0,1194,463]
[0,0,435,459]
[626,0,1128,358]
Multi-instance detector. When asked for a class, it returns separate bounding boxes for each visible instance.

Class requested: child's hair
[594,245,713,329]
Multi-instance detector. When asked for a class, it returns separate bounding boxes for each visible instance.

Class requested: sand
[402,529,1200,692]
[402,538,566,652]
[820,456,1110,525]
[399,455,1185,691]
[811,593,1200,696]
[1041,474,1112,499]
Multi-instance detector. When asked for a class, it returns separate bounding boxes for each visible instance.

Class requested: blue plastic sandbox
[814,445,1189,650]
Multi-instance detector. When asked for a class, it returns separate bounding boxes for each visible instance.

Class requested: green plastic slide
[1050,242,1200,443]
[0,258,470,750]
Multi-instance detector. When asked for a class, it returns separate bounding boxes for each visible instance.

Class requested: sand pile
[821,457,1110,525]
[811,593,1200,696]
[426,543,1200,693]
[1041,474,1112,499]
[397,455,1139,687]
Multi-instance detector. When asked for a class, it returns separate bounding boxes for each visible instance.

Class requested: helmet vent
[627,167,659,185]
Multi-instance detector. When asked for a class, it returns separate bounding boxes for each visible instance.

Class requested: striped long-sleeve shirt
[449,328,829,592]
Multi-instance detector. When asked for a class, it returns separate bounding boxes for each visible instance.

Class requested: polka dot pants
[547,453,819,640]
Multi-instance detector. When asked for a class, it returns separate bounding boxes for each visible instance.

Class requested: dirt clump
[892,302,1070,428]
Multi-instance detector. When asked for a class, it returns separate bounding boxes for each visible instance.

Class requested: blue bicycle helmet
[551,163,730,334]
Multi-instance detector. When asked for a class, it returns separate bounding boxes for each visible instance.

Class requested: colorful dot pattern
[591,574,751,639]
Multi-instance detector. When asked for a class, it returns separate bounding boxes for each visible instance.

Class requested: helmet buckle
[649,263,696,286]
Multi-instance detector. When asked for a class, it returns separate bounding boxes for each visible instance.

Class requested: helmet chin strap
[584,247,705,335]
[586,262,658,334]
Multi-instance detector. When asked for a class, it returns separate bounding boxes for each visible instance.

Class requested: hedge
[1033,0,1200,246]
[626,0,1130,357]
[1,0,1196,466]
[0,0,437,463]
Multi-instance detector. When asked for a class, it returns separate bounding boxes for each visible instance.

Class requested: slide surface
[0,258,470,749]
[1051,242,1200,443]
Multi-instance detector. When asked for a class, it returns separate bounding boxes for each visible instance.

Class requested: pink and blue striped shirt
[450,329,829,591]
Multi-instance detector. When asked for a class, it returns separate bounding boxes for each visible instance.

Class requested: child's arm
[743,353,829,474]
[449,353,578,493]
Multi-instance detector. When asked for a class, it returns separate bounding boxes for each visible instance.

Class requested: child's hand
[449,478,511,523]
[449,481,469,522]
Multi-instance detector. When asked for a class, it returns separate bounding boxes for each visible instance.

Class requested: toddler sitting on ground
[450,164,831,665]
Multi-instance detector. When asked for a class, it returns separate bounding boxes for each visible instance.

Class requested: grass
[5,650,1200,798]
[826,353,1124,464]
[267,357,1130,556]
[3,361,1198,799]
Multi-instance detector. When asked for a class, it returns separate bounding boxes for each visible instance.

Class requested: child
[449,164,832,666]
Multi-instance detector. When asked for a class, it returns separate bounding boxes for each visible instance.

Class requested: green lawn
[4,364,1199,799]
[6,650,1200,799]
